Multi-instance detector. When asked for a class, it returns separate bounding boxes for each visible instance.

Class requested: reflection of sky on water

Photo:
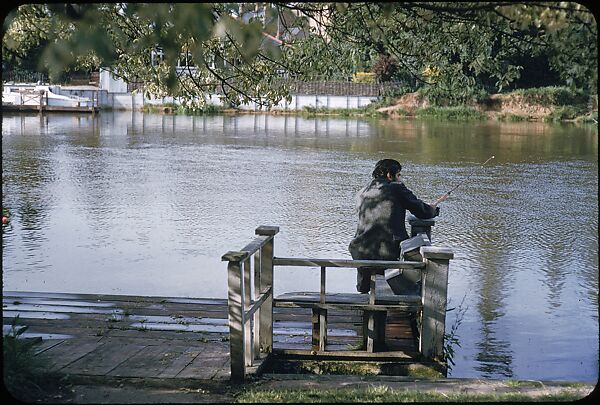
[2,112,597,381]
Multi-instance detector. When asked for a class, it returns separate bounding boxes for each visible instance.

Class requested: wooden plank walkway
[1,104,99,113]
[2,291,418,382]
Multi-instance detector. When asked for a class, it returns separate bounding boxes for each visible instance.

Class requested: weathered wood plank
[273,257,425,269]
[3,311,361,335]
[311,308,327,351]
[243,257,252,367]
[222,250,249,262]
[245,289,272,321]
[274,292,422,305]
[176,343,230,379]
[253,252,261,359]
[33,339,66,355]
[420,246,454,261]
[157,347,204,378]
[259,239,274,355]
[273,343,356,351]
[420,255,450,359]
[107,344,195,378]
[320,267,326,303]
[240,235,271,256]
[274,302,421,312]
[226,259,245,380]
[255,226,280,236]
[35,338,104,371]
[3,291,227,306]
[60,339,147,376]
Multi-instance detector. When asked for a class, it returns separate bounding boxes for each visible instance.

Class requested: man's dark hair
[372,159,402,179]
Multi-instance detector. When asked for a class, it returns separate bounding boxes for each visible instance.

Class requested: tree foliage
[2,2,596,108]
[279,2,597,103]
[3,3,290,109]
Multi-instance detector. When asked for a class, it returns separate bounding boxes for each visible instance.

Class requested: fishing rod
[432,155,495,206]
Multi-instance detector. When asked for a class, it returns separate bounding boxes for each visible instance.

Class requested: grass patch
[406,364,445,378]
[506,86,588,107]
[543,106,582,122]
[265,359,445,378]
[301,105,384,118]
[505,379,544,388]
[141,102,226,115]
[499,113,529,122]
[415,106,486,121]
[575,111,598,123]
[235,385,586,403]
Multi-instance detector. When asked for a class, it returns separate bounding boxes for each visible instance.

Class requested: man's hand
[431,193,449,207]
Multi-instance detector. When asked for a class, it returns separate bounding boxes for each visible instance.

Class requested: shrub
[415,106,486,121]
[509,86,588,107]
[352,72,376,83]
[418,85,489,107]
[504,114,529,122]
[544,106,579,122]
[371,55,399,82]
[3,316,70,402]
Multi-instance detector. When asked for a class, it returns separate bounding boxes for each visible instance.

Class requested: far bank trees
[2,2,596,109]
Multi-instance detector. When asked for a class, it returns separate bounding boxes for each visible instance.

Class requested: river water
[2,111,598,382]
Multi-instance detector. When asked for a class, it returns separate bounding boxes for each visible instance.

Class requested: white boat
[2,85,93,108]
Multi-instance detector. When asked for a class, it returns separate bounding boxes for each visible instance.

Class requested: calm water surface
[2,111,598,382]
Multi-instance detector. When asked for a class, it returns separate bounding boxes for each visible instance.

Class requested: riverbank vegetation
[139,85,596,124]
[3,317,72,402]
[3,3,596,118]
[235,385,588,403]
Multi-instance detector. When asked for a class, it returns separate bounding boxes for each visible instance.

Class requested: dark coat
[349,178,438,261]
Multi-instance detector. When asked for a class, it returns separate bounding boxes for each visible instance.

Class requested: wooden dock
[222,225,452,380]
[2,290,418,383]
[2,86,100,113]
[1,104,99,113]
[3,220,451,386]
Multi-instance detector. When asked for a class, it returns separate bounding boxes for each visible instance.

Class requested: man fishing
[349,158,447,293]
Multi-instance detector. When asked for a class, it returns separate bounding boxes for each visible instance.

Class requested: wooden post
[318,266,327,350]
[311,307,327,351]
[253,252,261,358]
[419,246,453,359]
[365,271,377,352]
[255,226,279,354]
[222,251,248,381]
[93,90,97,115]
[243,257,252,367]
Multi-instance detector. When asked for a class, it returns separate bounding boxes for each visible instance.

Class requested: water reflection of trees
[472,253,515,378]
[375,119,598,164]
[2,127,54,253]
[475,322,514,378]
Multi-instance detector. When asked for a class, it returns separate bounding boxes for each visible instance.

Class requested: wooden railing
[222,220,453,381]
[221,225,279,381]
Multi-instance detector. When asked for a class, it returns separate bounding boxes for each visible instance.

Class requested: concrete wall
[99,69,128,93]
[50,74,380,111]
[90,74,379,111]
[83,92,378,111]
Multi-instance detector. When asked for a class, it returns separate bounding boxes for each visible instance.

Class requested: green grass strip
[235,385,587,403]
